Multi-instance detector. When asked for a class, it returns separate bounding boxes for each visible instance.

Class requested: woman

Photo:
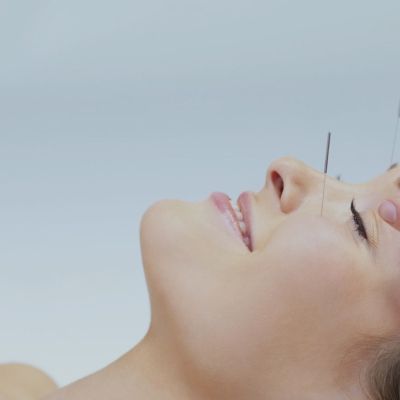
[6,155,400,400]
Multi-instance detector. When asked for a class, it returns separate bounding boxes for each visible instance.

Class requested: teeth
[229,196,249,240]
[229,198,243,220]
[238,220,247,234]
[227,195,252,251]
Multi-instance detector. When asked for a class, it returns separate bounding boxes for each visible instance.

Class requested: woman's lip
[237,191,253,251]
[209,191,252,251]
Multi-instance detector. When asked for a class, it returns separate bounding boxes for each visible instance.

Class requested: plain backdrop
[1,0,400,387]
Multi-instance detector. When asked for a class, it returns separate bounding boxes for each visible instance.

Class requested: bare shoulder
[0,363,58,400]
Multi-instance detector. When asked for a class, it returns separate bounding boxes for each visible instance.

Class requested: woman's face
[139,157,400,395]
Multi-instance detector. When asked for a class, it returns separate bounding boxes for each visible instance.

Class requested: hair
[335,334,400,400]
[364,336,400,400]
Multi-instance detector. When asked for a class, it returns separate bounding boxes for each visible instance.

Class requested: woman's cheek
[263,220,364,316]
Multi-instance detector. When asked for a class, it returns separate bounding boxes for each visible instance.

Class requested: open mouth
[210,192,253,252]
[229,197,252,250]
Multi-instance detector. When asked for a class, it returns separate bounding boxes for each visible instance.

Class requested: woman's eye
[350,199,369,243]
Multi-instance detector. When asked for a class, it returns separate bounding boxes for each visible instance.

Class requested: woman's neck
[43,334,198,400]
[43,333,366,400]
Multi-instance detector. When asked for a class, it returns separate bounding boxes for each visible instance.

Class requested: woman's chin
[139,199,201,266]
[139,198,233,270]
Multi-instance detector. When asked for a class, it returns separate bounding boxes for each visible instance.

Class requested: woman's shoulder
[0,363,58,400]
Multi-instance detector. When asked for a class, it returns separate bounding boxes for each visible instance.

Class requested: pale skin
[0,363,57,400]
[5,156,400,399]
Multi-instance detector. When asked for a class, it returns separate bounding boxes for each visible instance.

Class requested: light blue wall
[1,0,400,386]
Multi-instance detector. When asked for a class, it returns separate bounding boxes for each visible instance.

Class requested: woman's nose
[266,156,321,213]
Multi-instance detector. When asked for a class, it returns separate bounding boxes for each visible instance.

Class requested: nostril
[270,171,284,199]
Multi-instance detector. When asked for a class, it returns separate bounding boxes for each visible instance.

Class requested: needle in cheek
[378,200,398,224]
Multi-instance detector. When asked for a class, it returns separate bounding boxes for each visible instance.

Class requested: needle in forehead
[320,132,331,217]
[389,98,400,166]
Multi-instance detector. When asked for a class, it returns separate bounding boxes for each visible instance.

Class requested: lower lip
[209,192,250,250]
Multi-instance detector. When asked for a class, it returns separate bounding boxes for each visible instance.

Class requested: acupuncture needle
[389,98,400,166]
[320,132,331,217]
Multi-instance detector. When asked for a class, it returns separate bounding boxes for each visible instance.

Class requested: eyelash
[350,199,369,243]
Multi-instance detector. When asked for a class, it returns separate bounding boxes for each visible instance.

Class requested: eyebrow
[387,163,398,171]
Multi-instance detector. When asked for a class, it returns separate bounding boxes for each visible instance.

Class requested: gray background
[1,0,399,387]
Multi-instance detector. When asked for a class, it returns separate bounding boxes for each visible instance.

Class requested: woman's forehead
[347,163,400,194]
[385,163,400,185]
[374,163,400,194]
[388,163,399,172]
[374,162,400,181]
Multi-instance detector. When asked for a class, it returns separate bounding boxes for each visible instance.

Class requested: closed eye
[350,199,369,244]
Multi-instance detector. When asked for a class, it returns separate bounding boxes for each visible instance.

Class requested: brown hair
[336,334,400,400]
[364,337,400,400]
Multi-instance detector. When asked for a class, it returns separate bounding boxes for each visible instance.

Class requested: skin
[0,363,57,400]
[34,156,400,399]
